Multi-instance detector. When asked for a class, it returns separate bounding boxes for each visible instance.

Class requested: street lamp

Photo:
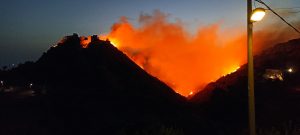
[247,1,266,135]
[251,8,266,22]
[29,83,33,89]
[287,67,293,73]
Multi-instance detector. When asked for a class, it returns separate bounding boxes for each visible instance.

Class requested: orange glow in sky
[96,11,248,97]
[78,11,296,97]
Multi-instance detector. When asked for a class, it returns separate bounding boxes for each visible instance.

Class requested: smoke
[252,5,300,53]
[101,10,299,96]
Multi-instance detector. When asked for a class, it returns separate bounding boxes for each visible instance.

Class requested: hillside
[2,34,300,134]
[191,38,300,132]
[0,34,214,135]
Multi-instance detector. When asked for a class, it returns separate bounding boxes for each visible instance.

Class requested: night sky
[0,0,299,66]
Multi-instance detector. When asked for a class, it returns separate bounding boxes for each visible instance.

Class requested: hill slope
[191,38,300,131]
[0,34,214,135]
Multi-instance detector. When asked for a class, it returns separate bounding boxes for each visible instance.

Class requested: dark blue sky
[0,0,299,66]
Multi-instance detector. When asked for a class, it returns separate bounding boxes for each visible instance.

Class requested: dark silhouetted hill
[190,38,300,132]
[0,34,215,135]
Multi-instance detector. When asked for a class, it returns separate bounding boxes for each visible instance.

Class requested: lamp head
[251,8,266,22]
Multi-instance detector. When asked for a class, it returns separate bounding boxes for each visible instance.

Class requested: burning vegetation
[97,11,249,97]
[60,11,298,97]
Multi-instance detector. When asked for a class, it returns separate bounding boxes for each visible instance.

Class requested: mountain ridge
[190,38,300,130]
[0,33,215,135]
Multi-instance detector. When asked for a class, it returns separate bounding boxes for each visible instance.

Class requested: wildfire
[110,39,119,48]
[77,10,294,97]
[80,36,91,48]
[99,35,120,48]
[222,66,240,77]
[97,11,248,97]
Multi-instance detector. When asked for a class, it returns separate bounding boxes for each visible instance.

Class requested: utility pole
[247,0,256,135]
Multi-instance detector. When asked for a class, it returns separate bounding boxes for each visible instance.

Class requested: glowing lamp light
[288,68,293,73]
[251,8,266,22]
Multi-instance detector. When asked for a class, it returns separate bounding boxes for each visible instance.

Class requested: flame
[110,39,120,48]
[222,66,240,77]
[99,35,120,48]
[91,10,297,97]
[80,36,91,48]
[96,11,249,97]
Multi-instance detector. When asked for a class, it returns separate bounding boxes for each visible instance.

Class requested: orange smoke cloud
[100,10,298,97]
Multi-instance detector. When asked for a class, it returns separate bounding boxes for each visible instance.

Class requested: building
[263,69,284,81]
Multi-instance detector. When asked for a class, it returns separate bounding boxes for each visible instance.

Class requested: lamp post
[247,2,256,135]
[247,1,265,135]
